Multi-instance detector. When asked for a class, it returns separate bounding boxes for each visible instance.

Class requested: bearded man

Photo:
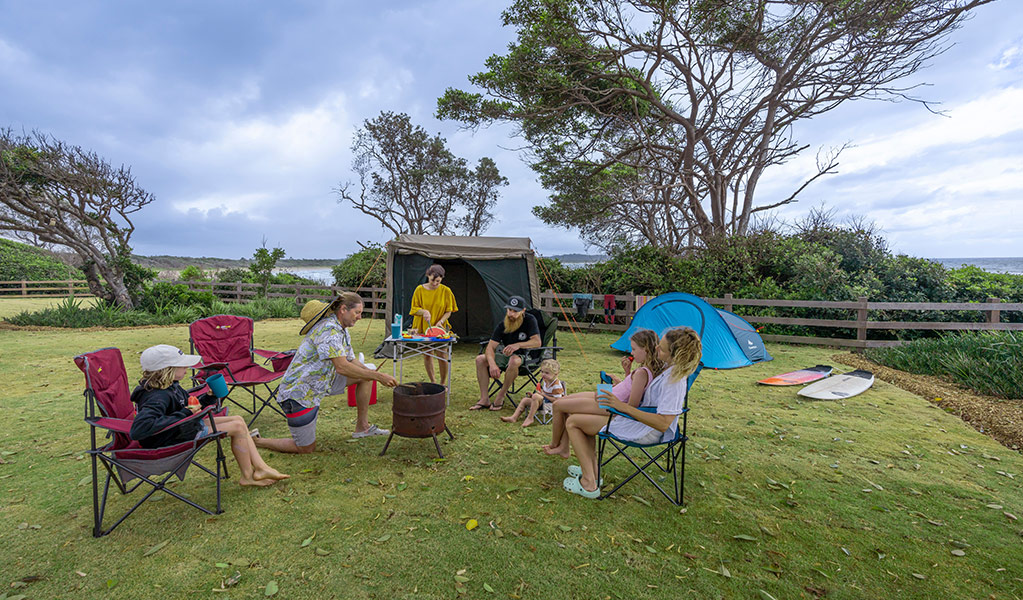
[470,295,541,411]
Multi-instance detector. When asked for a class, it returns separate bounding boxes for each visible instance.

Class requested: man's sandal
[488,402,504,411]
[468,402,492,411]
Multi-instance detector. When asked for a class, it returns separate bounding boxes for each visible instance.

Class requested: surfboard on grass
[758,365,833,386]
[797,369,874,400]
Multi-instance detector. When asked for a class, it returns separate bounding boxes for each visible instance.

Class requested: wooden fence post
[21,280,27,296]
[723,293,733,313]
[988,297,1001,324]
[856,296,868,346]
[235,282,242,303]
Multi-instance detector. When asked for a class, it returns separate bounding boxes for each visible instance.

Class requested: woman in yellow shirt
[410,264,458,384]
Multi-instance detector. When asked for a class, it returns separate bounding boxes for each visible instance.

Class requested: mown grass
[865,331,1023,400]
[1,314,1021,599]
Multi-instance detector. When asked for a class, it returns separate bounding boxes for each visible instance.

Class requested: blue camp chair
[596,365,701,505]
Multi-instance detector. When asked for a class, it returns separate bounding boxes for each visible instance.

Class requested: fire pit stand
[381,382,454,458]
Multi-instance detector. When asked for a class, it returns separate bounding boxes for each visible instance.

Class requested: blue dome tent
[611,293,772,369]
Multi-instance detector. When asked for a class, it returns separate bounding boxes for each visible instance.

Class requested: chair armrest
[85,417,133,433]
[254,348,295,360]
[194,361,228,372]
[155,405,217,435]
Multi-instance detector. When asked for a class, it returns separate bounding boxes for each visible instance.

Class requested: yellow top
[410,284,458,333]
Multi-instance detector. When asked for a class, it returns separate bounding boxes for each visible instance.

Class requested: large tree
[0,129,154,308]
[337,111,507,237]
[438,0,994,253]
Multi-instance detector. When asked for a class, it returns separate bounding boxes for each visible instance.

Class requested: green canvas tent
[386,235,540,341]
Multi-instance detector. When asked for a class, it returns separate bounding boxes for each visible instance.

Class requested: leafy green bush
[179,265,212,281]
[136,282,216,315]
[332,245,385,288]
[0,238,83,282]
[865,331,1023,400]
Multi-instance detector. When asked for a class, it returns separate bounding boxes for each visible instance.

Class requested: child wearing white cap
[130,344,289,487]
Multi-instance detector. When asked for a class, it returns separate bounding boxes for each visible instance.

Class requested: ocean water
[930,257,1023,275]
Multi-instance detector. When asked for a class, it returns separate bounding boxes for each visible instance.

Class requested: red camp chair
[74,347,229,537]
[189,315,295,427]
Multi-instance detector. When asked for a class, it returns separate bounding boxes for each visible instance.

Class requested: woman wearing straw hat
[254,292,398,454]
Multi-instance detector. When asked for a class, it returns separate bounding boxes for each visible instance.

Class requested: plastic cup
[391,323,400,339]
[206,373,229,398]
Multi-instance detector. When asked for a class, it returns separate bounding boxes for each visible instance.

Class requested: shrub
[136,282,216,315]
[0,238,83,283]
[180,265,212,282]
[866,331,1023,399]
[332,245,386,288]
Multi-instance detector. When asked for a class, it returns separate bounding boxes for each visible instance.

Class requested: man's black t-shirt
[490,313,540,347]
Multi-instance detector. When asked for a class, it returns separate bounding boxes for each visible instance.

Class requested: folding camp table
[385,335,456,405]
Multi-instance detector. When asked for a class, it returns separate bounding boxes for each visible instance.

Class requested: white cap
[140,344,201,371]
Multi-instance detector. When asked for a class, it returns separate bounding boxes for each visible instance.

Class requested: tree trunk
[82,259,134,309]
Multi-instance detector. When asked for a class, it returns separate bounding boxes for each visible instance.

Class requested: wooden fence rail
[0,279,93,297]
[3,280,1020,349]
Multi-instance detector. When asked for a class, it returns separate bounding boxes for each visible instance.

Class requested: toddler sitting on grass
[501,359,565,427]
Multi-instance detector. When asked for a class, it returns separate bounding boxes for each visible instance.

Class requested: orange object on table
[347,381,378,407]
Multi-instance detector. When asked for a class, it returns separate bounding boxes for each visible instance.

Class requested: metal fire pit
[380,382,454,458]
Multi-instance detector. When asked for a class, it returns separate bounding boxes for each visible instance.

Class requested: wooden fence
[3,280,1020,349]
[0,279,93,297]
[165,280,388,319]
[539,290,1023,349]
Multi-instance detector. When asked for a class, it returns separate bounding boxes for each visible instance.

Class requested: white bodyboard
[797,369,874,400]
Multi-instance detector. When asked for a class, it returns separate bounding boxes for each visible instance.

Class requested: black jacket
[129,382,215,448]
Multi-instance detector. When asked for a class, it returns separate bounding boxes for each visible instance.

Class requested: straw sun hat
[299,296,341,335]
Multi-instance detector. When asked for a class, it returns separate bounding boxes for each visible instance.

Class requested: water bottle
[391,313,401,339]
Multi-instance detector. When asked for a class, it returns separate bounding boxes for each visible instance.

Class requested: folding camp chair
[189,315,295,427]
[74,347,229,537]
[596,365,702,505]
[533,380,566,425]
[480,308,562,405]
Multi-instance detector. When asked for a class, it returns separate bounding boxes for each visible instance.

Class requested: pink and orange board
[757,364,832,386]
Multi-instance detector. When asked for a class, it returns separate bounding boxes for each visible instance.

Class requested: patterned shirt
[276,314,355,408]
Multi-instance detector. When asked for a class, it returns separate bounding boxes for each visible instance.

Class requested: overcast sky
[1,1,1020,260]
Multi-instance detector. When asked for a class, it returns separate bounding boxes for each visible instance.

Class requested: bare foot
[542,443,571,458]
[239,477,275,487]
[254,468,290,481]
[500,415,517,423]
[521,418,534,428]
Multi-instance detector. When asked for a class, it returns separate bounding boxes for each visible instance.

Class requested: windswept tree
[337,111,507,237]
[438,0,994,253]
[0,129,154,308]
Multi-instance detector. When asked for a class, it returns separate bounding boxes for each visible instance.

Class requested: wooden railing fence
[3,280,1020,349]
[0,279,93,297]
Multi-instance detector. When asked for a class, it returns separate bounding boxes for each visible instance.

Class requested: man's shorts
[279,398,320,447]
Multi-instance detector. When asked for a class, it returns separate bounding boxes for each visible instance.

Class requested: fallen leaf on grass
[215,562,230,568]
[758,590,779,600]
[301,533,315,547]
[264,580,278,596]
[558,525,572,532]
[733,535,758,542]
[465,520,478,531]
[912,573,927,580]
[315,547,331,556]
[986,504,1004,509]
[1005,512,1018,521]
[951,549,966,557]
[143,540,169,557]
[376,534,392,542]
[631,495,652,507]
[223,571,241,588]
[483,583,495,593]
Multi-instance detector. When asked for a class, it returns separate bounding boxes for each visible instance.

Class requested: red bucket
[347,381,378,407]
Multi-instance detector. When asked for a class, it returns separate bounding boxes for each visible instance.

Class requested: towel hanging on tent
[572,293,593,319]
[603,294,616,324]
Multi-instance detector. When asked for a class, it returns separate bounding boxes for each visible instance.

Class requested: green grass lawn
[1,313,1021,599]
[0,296,100,319]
